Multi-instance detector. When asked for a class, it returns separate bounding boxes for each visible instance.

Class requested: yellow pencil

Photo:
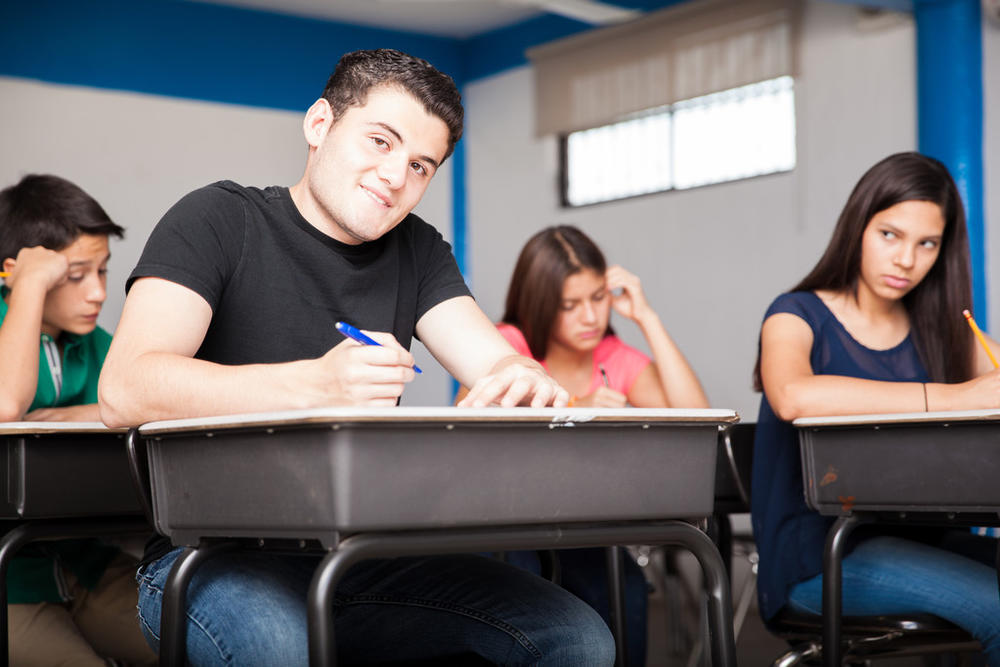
[0,272,7,278]
[963,309,999,369]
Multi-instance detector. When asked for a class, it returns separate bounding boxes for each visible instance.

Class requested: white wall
[463,0,919,420]
[0,76,455,406]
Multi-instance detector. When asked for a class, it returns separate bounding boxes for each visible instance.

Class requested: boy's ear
[1,257,14,274]
[303,98,334,149]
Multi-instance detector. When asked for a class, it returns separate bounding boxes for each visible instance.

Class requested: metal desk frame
[142,407,739,667]
[0,423,149,667]
[158,521,735,667]
[796,410,1000,667]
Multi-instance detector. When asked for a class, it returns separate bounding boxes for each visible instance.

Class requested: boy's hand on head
[458,359,569,408]
[4,246,69,292]
[307,330,417,407]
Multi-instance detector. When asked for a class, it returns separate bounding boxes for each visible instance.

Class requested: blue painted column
[452,137,468,282]
[450,132,468,399]
[914,0,987,323]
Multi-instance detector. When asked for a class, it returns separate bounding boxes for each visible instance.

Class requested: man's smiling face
[301,85,450,244]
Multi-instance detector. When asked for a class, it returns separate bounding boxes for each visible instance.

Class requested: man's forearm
[98,352,325,427]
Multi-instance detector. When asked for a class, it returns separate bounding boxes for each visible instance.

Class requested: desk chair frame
[129,409,738,667]
[155,522,734,667]
[0,517,151,667]
[792,414,997,666]
[0,426,151,667]
[715,424,758,639]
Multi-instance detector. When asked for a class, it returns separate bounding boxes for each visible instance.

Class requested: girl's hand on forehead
[606,265,652,322]
[3,246,69,292]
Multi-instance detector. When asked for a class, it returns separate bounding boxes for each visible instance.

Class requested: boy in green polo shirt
[0,174,155,665]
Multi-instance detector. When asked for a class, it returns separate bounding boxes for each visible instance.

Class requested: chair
[126,428,243,667]
[726,424,982,666]
[712,423,758,639]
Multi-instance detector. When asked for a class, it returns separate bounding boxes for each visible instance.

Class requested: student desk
[138,406,739,667]
[795,409,1000,667]
[0,422,149,666]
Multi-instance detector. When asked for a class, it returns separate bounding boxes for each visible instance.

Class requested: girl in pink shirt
[457,225,709,667]
[494,225,707,408]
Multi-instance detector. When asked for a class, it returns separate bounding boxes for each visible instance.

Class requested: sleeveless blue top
[751,291,930,621]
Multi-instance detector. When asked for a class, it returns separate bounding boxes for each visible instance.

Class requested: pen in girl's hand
[335,321,422,373]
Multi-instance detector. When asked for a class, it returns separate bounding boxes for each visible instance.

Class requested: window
[562,76,796,207]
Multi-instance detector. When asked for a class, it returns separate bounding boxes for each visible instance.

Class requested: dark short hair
[753,152,973,389]
[322,49,464,161]
[502,225,610,359]
[0,174,123,263]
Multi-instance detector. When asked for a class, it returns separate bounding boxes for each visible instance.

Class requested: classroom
[1,0,999,665]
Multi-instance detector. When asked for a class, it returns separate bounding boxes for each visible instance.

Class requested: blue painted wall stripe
[914,0,987,325]
[0,0,684,106]
[0,0,463,112]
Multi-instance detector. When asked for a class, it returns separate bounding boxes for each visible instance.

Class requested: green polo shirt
[0,288,119,603]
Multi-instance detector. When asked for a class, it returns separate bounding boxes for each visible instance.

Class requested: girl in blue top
[752,152,1000,661]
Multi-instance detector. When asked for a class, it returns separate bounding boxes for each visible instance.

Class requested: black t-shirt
[129,181,470,360]
[129,181,471,564]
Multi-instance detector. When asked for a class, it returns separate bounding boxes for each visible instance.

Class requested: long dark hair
[753,151,973,389]
[502,225,610,360]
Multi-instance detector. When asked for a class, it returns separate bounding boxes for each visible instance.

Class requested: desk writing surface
[793,411,1000,516]
[140,407,737,547]
[794,409,1000,428]
[139,406,738,435]
[0,422,139,519]
[0,421,125,435]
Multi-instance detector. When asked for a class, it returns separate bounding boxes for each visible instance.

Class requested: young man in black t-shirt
[99,49,615,666]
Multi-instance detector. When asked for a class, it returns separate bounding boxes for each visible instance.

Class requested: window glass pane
[672,76,795,190]
[566,110,672,206]
[561,76,796,206]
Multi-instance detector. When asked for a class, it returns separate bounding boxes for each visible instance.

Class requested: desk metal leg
[606,545,628,667]
[306,522,735,667]
[822,515,866,667]
[160,542,239,667]
[0,518,149,667]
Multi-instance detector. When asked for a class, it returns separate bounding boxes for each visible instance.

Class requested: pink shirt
[497,323,651,395]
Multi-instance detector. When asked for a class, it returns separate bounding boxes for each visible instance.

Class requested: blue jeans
[504,548,648,667]
[788,534,1000,664]
[136,547,615,666]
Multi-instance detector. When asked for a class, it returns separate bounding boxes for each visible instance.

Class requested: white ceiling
[184,0,548,39]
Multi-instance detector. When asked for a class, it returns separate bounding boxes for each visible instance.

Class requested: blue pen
[335,321,422,373]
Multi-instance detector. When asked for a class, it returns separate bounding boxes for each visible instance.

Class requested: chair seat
[767,608,976,647]
[769,606,974,641]
[767,608,981,666]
